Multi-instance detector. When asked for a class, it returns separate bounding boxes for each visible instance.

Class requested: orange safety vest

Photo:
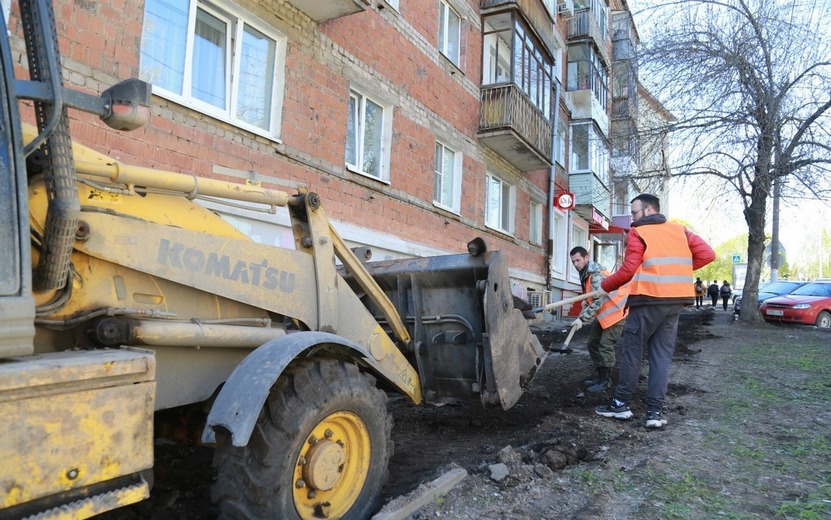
[629,222,695,298]
[585,272,629,329]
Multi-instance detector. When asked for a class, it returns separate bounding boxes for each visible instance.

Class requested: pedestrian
[720,280,732,311]
[707,279,720,307]
[694,277,706,309]
[569,246,629,394]
[595,194,715,428]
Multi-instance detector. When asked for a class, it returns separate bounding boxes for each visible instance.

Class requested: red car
[760,281,831,328]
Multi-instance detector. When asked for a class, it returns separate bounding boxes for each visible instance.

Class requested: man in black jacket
[707,280,720,307]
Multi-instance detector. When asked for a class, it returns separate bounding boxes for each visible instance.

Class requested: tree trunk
[740,164,770,324]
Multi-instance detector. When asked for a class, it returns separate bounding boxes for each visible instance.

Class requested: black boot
[583,368,602,387]
[588,367,612,393]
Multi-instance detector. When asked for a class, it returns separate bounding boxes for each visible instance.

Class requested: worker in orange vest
[596,194,715,429]
[569,246,629,394]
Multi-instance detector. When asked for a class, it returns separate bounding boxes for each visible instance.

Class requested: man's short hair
[569,246,589,257]
[632,193,660,213]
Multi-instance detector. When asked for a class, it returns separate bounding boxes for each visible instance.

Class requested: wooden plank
[371,468,468,520]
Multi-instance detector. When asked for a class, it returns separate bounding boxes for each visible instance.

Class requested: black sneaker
[595,401,632,419]
[646,410,668,428]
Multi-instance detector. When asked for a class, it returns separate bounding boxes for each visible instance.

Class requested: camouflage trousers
[586,318,624,369]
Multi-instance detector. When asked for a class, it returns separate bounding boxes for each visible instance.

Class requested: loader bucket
[347,250,545,410]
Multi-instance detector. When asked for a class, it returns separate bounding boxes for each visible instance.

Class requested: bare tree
[633,0,831,323]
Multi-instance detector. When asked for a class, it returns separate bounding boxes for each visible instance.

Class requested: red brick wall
[13,0,550,282]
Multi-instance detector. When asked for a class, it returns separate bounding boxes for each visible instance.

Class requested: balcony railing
[479,84,553,171]
[567,65,609,111]
[611,95,638,121]
[567,9,610,64]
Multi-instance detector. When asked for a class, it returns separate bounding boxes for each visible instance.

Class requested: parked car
[760,281,831,328]
[734,281,809,314]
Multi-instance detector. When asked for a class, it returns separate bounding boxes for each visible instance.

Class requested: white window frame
[570,220,589,284]
[439,0,462,66]
[346,89,392,182]
[485,172,515,235]
[433,141,463,214]
[139,0,286,140]
[550,209,567,276]
[529,200,543,245]
[556,120,568,167]
[570,122,609,184]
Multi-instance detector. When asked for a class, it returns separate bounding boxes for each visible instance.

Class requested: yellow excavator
[0,0,545,518]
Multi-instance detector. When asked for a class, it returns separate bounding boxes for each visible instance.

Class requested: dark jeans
[614,303,683,411]
[710,295,718,306]
[722,296,730,310]
[695,296,703,308]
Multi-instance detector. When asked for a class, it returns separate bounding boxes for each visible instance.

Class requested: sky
[667,176,831,267]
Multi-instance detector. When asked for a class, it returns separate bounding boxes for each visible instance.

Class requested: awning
[590,215,631,235]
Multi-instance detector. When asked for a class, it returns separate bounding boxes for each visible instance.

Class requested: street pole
[770,175,780,282]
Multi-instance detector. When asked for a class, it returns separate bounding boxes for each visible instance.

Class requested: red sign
[554,192,575,211]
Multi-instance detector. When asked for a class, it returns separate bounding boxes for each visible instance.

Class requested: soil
[107,306,831,519]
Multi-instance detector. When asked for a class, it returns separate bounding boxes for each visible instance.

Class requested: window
[439,1,461,66]
[346,90,391,181]
[570,223,588,282]
[551,210,567,276]
[530,201,543,245]
[570,122,609,184]
[139,0,285,137]
[482,13,553,119]
[485,172,515,234]
[433,142,463,213]
[556,121,568,166]
[482,15,512,84]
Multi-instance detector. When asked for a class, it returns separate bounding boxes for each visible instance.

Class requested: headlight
[735,297,742,304]
[792,303,812,310]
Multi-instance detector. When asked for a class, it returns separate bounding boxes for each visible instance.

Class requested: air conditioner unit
[558,0,574,19]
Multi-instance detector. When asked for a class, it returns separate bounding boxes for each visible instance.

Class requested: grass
[633,325,831,519]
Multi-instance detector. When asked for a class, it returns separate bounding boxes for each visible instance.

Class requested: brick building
[6,0,666,313]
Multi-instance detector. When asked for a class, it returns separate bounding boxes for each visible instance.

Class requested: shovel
[534,290,602,354]
[534,290,603,314]
[550,319,579,354]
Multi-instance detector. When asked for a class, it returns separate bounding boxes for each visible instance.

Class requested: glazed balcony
[286,0,370,22]
[567,9,610,65]
[481,0,558,55]
[478,84,553,172]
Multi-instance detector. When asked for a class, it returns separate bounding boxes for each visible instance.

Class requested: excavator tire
[212,358,392,519]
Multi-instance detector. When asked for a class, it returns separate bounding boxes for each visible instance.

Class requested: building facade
[7,0,665,314]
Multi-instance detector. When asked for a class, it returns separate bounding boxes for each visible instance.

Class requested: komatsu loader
[0,0,545,518]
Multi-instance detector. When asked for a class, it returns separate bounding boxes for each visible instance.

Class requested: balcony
[567,9,610,64]
[479,84,553,172]
[286,0,370,22]
[481,0,558,55]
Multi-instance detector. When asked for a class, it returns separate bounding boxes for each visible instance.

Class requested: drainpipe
[546,80,562,289]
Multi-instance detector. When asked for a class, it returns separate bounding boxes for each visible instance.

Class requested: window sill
[432,201,461,216]
[345,164,391,185]
[484,223,515,239]
[151,88,281,144]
